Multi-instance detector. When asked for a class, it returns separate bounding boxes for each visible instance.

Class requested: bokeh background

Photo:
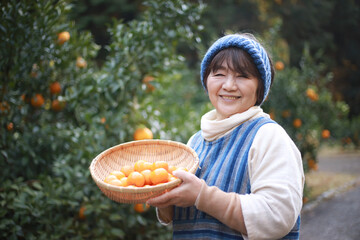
[1,0,359,239]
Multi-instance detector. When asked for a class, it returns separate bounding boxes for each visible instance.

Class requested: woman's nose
[222,76,237,90]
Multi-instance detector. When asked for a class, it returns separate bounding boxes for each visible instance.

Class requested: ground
[300,146,360,239]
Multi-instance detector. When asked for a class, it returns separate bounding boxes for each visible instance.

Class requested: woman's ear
[255,78,264,105]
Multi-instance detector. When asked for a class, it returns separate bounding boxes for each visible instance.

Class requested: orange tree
[0,0,98,180]
[0,0,204,239]
[261,23,350,174]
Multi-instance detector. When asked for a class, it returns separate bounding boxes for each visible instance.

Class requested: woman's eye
[214,73,225,77]
[237,74,248,78]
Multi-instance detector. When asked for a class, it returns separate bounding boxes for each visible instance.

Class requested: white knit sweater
[158,106,305,240]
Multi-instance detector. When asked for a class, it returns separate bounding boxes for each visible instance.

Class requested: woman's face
[207,61,259,119]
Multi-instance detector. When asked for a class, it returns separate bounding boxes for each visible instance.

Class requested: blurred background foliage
[0,0,359,239]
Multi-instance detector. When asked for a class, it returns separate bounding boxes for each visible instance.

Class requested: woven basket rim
[89,139,199,195]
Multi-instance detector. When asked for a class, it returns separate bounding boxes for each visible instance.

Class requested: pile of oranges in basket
[104,160,188,188]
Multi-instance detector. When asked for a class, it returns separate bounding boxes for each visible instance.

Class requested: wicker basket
[90,139,199,204]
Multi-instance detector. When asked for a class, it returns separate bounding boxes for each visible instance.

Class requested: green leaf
[110,228,125,238]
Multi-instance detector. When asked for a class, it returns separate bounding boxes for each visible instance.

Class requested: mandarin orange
[134,160,152,172]
[119,177,128,187]
[104,174,117,183]
[127,171,145,187]
[150,168,169,185]
[110,171,125,180]
[133,127,153,140]
[152,161,169,171]
[134,203,150,213]
[109,179,124,186]
[121,165,134,177]
[141,169,152,185]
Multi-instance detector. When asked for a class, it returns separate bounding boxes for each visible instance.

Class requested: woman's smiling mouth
[220,95,241,100]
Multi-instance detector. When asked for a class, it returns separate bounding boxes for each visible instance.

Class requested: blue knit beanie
[200,34,272,105]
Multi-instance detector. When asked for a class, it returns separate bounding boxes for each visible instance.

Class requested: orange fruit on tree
[0,101,10,114]
[127,171,145,187]
[134,160,152,172]
[274,61,284,71]
[307,159,318,171]
[142,75,155,83]
[21,94,27,102]
[133,127,153,140]
[57,31,70,45]
[142,75,156,92]
[293,118,302,128]
[121,165,134,177]
[50,81,61,95]
[150,168,169,185]
[21,94,31,103]
[321,129,331,139]
[78,206,86,220]
[76,56,87,68]
[281,110,291,118]
[110,171,126,180]
[134,203,150,213]
[146,83,156,93]
[269,110,275,120]
[51,99,66,112]
[306,88,319,101]
[152,161,169,171]
[31,94,45,108]
[6,122,14,131]
[141,169,152,185]
[342,137,352,145]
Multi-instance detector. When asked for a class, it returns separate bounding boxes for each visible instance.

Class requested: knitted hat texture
[200,34,271,105]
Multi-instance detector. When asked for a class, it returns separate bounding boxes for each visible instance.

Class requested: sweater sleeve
[241,123,304,240]
[195,123,304,240]
[195,179,247,235]
[156,206,174,225]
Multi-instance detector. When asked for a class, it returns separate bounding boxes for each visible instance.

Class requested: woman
[147,33,305,240]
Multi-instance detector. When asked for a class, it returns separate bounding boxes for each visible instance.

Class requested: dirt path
[300,182,360,239]
[300,149,360,239]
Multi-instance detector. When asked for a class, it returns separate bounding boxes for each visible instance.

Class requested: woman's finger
[147,171,203,208]
[147,192,171,206]
[173,169,192,182]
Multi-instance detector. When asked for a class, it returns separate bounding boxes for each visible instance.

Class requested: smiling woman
[205,46,272,107]
[149,34,304,240]
[206,52,259,119]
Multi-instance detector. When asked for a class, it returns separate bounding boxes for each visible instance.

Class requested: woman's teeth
[222,96,239,100]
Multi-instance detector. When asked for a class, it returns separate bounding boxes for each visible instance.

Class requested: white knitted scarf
[200,106,269,141]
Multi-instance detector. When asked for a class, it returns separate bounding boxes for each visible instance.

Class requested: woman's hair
[202,34,275,105]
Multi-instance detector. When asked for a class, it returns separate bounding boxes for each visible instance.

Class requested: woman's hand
[146,170,202,208]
